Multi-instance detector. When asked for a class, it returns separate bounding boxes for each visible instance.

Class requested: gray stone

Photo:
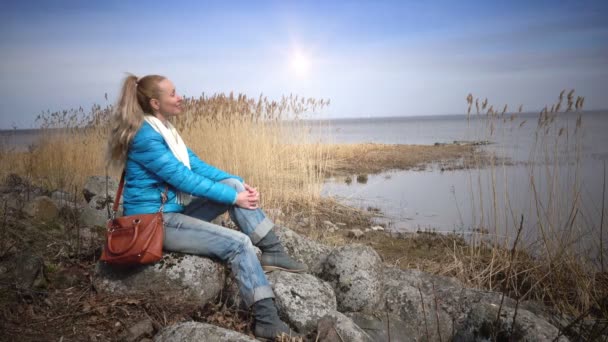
[272,225,332,276]
[380,266,568,341]
[267,270,337,334]
[323,220,339,232]
[80,194,121,227]
[316,311,373,342]
[0,251,47,291]
[94,253,225,307]
[83,175,118,203]
[23,196,59,222]
[51,190,73,203]
[381,267,454,341]
[347,229,364,238]
[321,244,383,312]
[153,321,257,342]
[125,318,155,342]
[346,312,411,342]
[453,302,569,342]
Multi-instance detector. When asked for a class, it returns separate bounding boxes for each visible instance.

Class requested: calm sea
[311,111,607,261]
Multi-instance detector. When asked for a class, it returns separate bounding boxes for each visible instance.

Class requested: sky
[0,0,607,129]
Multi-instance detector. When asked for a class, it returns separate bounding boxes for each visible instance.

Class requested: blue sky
[0,0,607,129]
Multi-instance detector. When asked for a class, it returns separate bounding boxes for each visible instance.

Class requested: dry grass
[454,90,607,323]
[323,142,505,176]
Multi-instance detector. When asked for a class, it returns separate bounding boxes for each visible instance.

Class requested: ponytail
[105,73,166,170]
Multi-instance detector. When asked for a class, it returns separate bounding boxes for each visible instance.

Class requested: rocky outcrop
[345,312,411,342]
[153,321,257,342]
[267,270,373,341]
[453,302,568,342]
[94,253,225,307]
[320,244,383,313]
[273,225,332,276]
[267,271,337,334]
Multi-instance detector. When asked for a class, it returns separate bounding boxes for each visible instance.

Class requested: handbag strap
[110,169,169,219]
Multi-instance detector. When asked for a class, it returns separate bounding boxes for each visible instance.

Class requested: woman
[105,74,306,340]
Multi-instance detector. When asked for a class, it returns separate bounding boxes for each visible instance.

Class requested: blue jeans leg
[182,178,274,244]
[161,211,274,307]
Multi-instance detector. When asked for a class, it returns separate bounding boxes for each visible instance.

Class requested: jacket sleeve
[187,147,244,183]
[129,133,239,205]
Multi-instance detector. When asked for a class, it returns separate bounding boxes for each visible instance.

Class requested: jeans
[161,178,275,307]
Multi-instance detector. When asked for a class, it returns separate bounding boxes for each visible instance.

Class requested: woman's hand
[235,190,260,210]
[244,183,259,197]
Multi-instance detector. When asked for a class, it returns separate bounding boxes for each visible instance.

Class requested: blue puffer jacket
[122,121,243,216]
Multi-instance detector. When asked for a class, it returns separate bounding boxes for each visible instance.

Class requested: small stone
[23,196,59,222]
[126,319,154,342]
[347,229,364,239]
[371,225,384,231]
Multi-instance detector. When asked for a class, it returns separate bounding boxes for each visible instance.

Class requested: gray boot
[253,298,300,340]
[256,229,307,273]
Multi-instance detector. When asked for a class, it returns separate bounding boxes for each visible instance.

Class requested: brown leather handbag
[100,170,168,265]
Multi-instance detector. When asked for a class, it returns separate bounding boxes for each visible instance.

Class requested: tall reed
[457,90,607,321]
[0,93,330,212]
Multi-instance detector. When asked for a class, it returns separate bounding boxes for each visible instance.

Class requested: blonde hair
[105,73,166,170]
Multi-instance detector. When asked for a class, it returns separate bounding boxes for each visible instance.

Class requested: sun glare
[290,52,310,77]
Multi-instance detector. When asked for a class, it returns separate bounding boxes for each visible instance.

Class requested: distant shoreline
[2,109,606,132]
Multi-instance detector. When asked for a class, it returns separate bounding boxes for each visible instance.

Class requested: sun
[290,51,311,77]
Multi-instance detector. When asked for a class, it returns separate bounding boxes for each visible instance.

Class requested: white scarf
[143,115,192,206]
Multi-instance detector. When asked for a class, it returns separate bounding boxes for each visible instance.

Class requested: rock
[346,312,411,342]
[323,220,339,232]
[94,253,225,307]
[0,251,47,292]
[380,266,567,341]
[316,312,373,342]
[453,302,569,342]
[125,318,155,342]
[51,190,72,203]
[272,225,332,276]
[371,225,384,231]
[382,267,457,340]
[267,271,337,334]
[321,244,383,312]
[83,175,118,204]
[79,194,121,227]
[347,229,364,239]
[153,321,257,342]
[23,196,59,222]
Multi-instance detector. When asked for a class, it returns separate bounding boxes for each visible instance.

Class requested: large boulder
[320,244,383,312]
[272,225,332,276]
[316,311,374,342]
[381,267,455,341]
[154,321,257,342]
[453,302,569,342]
[345,312,412,342]
[267,270,337,334]
[83,175,119,204]
[381,267,568,341]
[80,194,122,227]
[94,253,225,306]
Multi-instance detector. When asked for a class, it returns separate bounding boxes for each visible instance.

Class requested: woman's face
[153,79,183,117]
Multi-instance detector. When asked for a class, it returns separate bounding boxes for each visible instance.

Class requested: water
[312,111,607,262]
